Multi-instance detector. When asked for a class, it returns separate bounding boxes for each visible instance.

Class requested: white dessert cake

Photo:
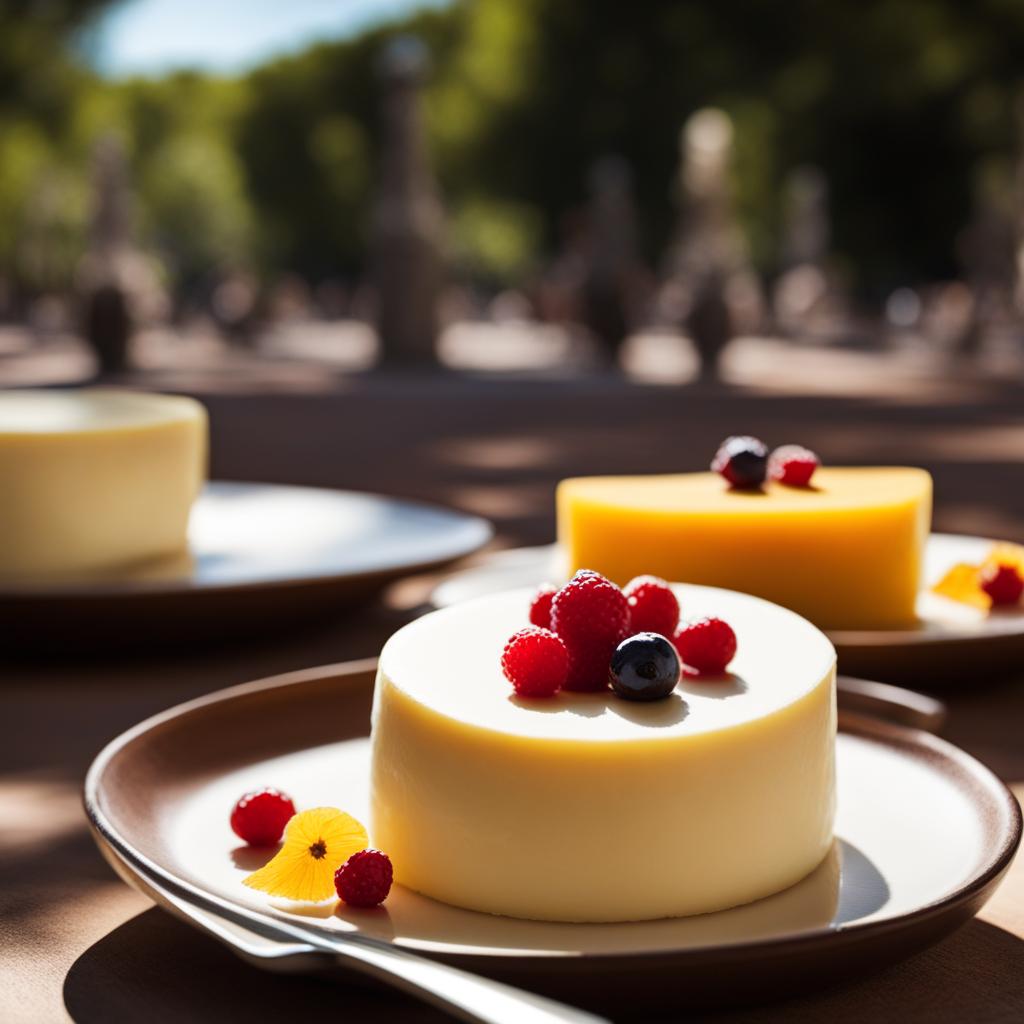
[370,584,837,922]
[0,388,207,578]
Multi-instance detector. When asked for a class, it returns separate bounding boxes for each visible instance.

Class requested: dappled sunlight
[0,776,86,858]
[436,435,555,471]
[620,329,700,385]
[437,320,583,374]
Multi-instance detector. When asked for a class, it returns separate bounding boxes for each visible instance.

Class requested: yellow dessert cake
[558,468,932,630]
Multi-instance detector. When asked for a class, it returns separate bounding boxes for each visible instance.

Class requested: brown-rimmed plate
[2,483,491,650]
[430,535,1024,684]
[84,661,1021,1012]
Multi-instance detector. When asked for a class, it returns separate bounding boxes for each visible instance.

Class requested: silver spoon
[106,841,611,1024]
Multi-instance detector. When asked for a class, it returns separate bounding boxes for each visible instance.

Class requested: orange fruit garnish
[931,562,991,609]
[931,543,1024,610]
[243,807,368,902]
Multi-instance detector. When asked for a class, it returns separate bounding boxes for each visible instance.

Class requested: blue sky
[84,0,452,78]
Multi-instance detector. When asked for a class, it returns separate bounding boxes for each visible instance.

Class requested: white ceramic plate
[84,662,1021,1011]
[1,483,492,649]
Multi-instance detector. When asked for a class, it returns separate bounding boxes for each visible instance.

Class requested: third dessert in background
[0,388,207,578]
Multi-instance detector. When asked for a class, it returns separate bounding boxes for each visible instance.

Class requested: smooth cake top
[559,468,932,515]
[0,389,205,435]
[378,586,836,743]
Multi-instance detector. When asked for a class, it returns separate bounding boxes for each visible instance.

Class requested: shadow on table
[62,907,449,1024]
[63,905,1024,1023]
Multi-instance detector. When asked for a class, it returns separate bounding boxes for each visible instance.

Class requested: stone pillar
[80,134,133,374]
[956,164,1016,358]
[372,36,444,367]
[780,166,829,271]
[662,108,754,381]
[773,165,836,337]
[580,155,642,362]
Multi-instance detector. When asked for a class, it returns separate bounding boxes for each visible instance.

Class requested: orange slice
[931,542,1024,610]
[243,807,368,902]
[931,562,990,610]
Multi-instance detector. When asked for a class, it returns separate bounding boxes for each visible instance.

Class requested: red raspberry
[624,575,680,636]
[550,570,630,691]
[230,788,296,846]
[673,617,737,675]
[501,626,568,697]
[769,445,820,487]
[334,849,393,907]
[979,563,1024,606]
[528,584,557,628]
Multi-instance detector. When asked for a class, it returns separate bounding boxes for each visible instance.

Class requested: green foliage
[451,197,543,282]
[139,132,254,283]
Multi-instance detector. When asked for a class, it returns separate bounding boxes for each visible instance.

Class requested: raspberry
[623,575,680,636]
[501,626,568,697]
[769,444,820,487]
[528,584,557,628]
[979,563,1024,606]
[334,849,393,907]
[712,436,768,488]
[673,617,737,675]
[550,570,630,691]
[230,788,296,846]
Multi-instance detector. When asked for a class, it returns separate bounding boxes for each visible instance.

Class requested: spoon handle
[125,851,609,1024]
[310,931,610,1024]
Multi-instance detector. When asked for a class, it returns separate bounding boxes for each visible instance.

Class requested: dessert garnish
[230,787,297,846]
[505,571,739,700]
[609,632,681,701]
[674,617,738,676]
[931,543,1024,610]
[334,849,394,908]
[768,444,820,487]
[550,569,631,691]
[501,626,569,697]
[243,807,369,902]
[623,575,680,636]
[528,583,557,628]
[712,435,769,488]
[980,562,1024,606]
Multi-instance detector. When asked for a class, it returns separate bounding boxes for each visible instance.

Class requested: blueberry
[712,435,768,488]
[609,632,680,701]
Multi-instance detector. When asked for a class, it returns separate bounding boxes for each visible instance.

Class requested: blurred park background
[4,0,1024,545]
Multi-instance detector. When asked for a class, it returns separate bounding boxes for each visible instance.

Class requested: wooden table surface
[3,366,1024,1022]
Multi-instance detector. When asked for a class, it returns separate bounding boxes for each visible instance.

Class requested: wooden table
[3,371,1024,1022]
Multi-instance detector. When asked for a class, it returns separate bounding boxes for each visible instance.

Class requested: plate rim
[1,482,493,600]
[430,535,1024,649]
[83,660,1022,966]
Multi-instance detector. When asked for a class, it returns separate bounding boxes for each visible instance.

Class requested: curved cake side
[557,468,932,630]
[0,389,207,577]
[370,586,837,923]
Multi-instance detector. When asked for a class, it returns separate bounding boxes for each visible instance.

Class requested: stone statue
[580,155,644,362]
[79,135,133,374]
[371,36,444,367]
[956,161,1017,358]
[661,109,757,381]
[773,165,837,338]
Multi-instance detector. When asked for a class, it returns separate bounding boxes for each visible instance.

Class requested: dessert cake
[558,466,932,630]
[0,388,207,577]
[370,584,836,922]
